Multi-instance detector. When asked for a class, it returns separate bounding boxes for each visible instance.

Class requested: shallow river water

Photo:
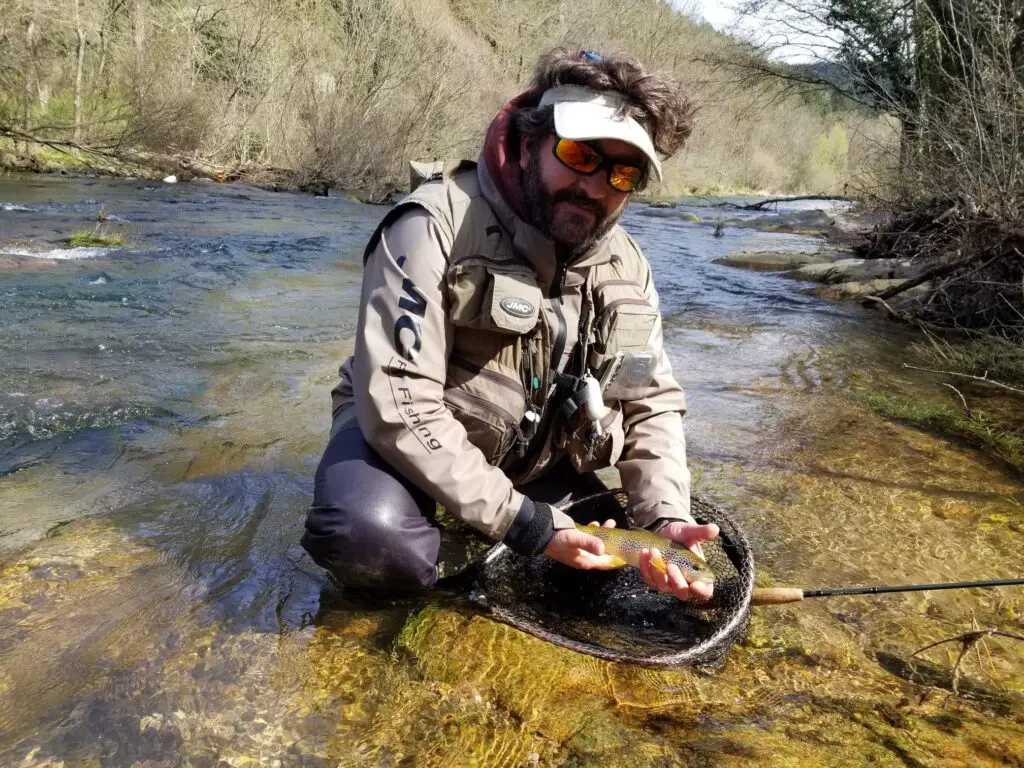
[0,176,1021,766]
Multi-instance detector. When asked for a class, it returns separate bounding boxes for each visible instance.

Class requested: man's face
[519,134,642,253]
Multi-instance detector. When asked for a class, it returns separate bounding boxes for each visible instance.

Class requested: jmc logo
[500,297,535,318]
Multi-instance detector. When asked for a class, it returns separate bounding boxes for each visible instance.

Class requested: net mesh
[471,491,755,667]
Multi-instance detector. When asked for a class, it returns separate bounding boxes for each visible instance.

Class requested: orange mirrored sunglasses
[552,137,646,193]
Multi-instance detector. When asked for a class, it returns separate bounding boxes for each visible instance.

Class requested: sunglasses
[552,137,646,193]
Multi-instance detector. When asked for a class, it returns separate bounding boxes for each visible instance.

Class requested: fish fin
[650,551,667,574]
[604,555,628,568]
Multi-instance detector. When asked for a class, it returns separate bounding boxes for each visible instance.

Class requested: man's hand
[637,520,719,602]
[543,519,624,570]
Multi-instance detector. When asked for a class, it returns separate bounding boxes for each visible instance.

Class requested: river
[0,176,1020,766]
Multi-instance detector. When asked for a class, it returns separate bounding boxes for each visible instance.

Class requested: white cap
[538,85,662,181]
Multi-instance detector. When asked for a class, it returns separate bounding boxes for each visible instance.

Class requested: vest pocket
[588,281,658,380]
[443,386,521,465]
[448,262,541,335]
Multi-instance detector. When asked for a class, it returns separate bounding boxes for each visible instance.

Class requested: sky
[687,0,739,30]
[677,0,835,63]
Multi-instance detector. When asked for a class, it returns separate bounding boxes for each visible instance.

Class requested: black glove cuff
[503,498,555,556]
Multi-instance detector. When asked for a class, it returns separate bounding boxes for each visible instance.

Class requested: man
[302,48,718,600]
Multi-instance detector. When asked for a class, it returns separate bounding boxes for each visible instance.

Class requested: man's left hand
[637,520,719,602]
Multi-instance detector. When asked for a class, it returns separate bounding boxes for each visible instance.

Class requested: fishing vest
[363,162,660,484]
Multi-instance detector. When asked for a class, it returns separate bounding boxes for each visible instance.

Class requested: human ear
[519,136,533,172]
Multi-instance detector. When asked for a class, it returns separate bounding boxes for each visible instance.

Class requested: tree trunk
[133,0,145,53]
[74,0,86,143]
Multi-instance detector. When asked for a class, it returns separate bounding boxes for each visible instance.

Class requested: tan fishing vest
[364,162,661,484]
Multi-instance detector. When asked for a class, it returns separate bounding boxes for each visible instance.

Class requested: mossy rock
[66,228,125,248]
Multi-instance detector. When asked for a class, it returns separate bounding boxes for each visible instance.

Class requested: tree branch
[903,364,1024,395]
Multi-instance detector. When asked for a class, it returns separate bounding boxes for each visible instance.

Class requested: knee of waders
[302,498,440,591]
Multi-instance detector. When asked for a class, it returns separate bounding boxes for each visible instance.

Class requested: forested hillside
[1,0,890,195]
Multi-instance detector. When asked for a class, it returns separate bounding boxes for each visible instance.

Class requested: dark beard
[522,149,619,256]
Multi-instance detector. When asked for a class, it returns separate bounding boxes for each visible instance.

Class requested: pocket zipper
[443,386,527,460]
[450,355,526,399]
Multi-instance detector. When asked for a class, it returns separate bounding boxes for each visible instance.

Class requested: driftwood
[721,195,852,211]
[855,198,1024,337]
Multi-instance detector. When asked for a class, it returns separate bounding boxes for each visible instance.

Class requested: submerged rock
[716,250,832,271]
[809,279,931,300]
[790,258,923,285]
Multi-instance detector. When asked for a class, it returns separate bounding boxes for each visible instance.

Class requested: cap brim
[552,101,663,182]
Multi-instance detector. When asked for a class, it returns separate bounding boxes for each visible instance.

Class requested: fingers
[586,519,617,528]
[574,551,625,570]
[566,529,604,557]
[638,548,712,601]
[689,579,714,600]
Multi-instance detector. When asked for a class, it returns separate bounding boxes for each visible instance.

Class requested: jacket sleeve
[352,207,558,554]
[615,262,694,529]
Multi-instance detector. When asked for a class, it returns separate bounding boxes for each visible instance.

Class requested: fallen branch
[719,195,853,211]
[902,363,1024,396]
[869,258,975,302]
[943,383,971,414]
[912,627,1024,697]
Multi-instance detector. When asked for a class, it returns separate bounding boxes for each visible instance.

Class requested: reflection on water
[0,177,1021,765]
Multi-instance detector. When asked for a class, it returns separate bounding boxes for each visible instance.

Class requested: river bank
[700,199,1024,478]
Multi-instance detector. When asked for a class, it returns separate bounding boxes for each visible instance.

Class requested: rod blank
[752,578,1024,607]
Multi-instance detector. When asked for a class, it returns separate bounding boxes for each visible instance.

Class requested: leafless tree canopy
[0,0,893,197]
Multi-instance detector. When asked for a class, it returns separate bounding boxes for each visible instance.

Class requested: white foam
[1,246,107,260]
[1,203,31,212]
[90,276,108,284]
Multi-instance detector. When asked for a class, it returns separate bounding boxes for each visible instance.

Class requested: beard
[522,149,621,255]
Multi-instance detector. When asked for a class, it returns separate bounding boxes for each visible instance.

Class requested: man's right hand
[543,520,624,570]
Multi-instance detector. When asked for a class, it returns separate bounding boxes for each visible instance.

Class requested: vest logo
[500,297,534,318]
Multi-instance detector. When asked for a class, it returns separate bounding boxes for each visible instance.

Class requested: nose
[576,170,609,200]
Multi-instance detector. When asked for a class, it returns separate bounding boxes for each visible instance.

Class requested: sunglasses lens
[555,139,601,173]
[609,164,642,192]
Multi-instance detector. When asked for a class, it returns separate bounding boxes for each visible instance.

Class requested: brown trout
[577,524,714,584]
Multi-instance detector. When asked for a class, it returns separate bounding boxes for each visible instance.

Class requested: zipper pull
[516,413,537,457]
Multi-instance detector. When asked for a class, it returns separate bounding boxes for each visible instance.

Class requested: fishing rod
[752,578,1024,606]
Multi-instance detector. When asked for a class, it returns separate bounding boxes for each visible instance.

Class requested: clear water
[0,176,1020,766]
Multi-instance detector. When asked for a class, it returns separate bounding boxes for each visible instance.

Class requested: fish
[577,524,714,584]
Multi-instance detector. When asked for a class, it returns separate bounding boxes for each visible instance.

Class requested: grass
[66,227,126,248]
[857,391,1024,474]
[912,335,1024,387]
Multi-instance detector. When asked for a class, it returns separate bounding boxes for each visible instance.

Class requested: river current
[0,176,1020,766]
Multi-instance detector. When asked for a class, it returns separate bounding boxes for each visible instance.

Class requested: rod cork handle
[751,587,806,605]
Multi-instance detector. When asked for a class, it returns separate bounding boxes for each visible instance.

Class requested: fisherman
[302,47,718,601]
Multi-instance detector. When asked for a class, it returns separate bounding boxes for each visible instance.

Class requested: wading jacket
[331,160,692,554]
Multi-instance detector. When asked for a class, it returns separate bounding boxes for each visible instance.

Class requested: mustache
[552,189,604,218]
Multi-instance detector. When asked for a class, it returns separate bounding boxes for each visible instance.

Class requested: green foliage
[67,227,126,248]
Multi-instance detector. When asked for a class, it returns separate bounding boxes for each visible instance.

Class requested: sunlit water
[0,177,1020,766]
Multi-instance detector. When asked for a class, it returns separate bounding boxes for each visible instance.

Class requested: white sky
[687,0,739,29]
[677,0,835,63]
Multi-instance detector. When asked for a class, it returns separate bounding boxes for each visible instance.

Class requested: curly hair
[514,47,695,159]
